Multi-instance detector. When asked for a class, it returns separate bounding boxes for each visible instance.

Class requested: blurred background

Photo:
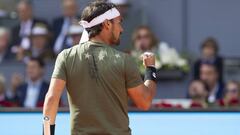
[0,0,240,135]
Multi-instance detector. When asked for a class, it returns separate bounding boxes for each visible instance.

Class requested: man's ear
[102,20,111,30]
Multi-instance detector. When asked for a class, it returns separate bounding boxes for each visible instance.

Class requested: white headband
[79,7,120,43]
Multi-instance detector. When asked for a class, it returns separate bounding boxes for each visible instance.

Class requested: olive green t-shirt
[52,41,143,135]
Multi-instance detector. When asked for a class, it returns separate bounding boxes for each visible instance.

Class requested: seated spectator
[68,24,83,45]
[193,37,223,83]
[11,1,50,52]
[188,80,209,108]
[0,9,7,18]
[131,25,158,53]
[6,73,23,103]
[0,74,17,107]
[16,57,49,108]
[200,62,224,103]
[16,24,54,62]
[218,80,240,107]
[109,0,130,17]
[130,25,159,73]
[0,27,14,63]
[53,0,79,54]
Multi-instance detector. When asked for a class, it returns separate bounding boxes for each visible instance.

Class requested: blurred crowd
[129,26,240,109]
[0,0,239,109]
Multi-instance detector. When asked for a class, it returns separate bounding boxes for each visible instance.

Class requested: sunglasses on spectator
[226,89,238,93]
[136,34,150,39]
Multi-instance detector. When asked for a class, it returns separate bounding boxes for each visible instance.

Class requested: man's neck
[21,18,32,23]
[90,35,111,46]
[29,77,42,84]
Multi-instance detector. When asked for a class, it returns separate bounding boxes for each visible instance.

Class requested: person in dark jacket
[16,57,49,108]
[0,27,14,63]
[11,1,50,52]
[0,74,18,107]
[193,37,223,83]
[52,0,79,54]
[199,62,225,103]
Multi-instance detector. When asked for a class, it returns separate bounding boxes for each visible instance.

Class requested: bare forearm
[43,93,60,124]
[143,80,157,103]
[43,78,65,125]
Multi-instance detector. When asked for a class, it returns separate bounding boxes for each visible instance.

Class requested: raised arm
[128,53,157,110]
[43,78,66,135]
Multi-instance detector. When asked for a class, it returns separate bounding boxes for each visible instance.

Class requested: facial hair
[111,28,121,46]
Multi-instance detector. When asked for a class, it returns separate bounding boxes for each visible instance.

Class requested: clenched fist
[142,52,155,68]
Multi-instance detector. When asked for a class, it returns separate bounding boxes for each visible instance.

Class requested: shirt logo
[115,54,121,58]
[85,53,91,59]
[98,50,107,61]
[152,72,156,79]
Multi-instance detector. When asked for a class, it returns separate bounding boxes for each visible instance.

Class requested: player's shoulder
[58,45,80,58]
[110,48,128,58]
[110,49,137,65]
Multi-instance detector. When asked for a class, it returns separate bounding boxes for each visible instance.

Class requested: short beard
[110,30,120,46]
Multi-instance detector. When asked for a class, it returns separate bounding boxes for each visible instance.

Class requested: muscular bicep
[46,78,66,99]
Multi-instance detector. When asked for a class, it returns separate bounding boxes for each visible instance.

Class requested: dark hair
[81,0,116,38]
[132,25,159,48]
[201,37,219,55]
[18,0,32,6]
[29,57,45,68]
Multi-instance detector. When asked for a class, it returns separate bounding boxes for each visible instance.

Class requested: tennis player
[43,1,157,135]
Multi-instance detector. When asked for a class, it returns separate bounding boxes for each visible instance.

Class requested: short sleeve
[125,55,143,88]
[52,50,67,81]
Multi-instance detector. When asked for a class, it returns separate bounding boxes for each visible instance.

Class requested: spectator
[16,23,54,61]
[130,25,159,73]
[219,80,240,107]
[6,73,23,103]
[109,0,129,17]
[16,57,49,108]
[0,27,14,63]
[53,0,79,54]
[200,63,224,103]
[131,25,158,53]
[11,0,50,51]
[188,80,209,108]
[0,74,17,107]
[68,24,83,45]
[0,9,7,18]
[193,37,223,83]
